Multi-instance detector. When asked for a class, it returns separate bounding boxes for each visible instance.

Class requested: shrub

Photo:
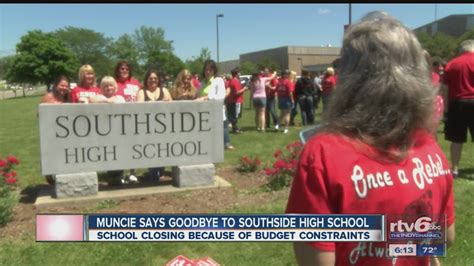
[264,141,303,191]
[0,155,20,227]
[237,156,261,173]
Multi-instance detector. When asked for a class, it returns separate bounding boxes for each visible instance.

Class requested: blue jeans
[265,97,278,128]
[322,93,332,113]
[148,167,164,180]
[298,96,314,126]
[290,99,298,124]
[224,119,231,147]
[226,103,239,132]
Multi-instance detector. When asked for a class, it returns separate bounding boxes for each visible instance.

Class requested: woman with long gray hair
[286,12,454,266]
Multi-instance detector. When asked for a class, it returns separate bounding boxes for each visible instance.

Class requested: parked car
[239,75,251,87]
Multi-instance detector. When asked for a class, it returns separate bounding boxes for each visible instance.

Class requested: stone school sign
[38,101,224,176]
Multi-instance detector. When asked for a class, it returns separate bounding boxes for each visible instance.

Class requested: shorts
[253,97,266,108]
[278,96,292,110]
[444,99,474,143]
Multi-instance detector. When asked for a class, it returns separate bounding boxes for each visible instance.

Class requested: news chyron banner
[35,214,446,257]
[36,214,382,242]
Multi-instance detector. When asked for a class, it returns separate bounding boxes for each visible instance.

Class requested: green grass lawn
[0,94,472,265]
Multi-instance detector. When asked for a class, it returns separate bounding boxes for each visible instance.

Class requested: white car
[239,75,251,87]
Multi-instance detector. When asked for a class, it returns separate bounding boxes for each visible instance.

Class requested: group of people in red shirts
[222,66,339,135]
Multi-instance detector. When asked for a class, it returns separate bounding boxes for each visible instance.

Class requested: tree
[256,57,279,73]
[0,56,14,80]
[240,61,257,75]
[133,26,174,65]
[147,51,184,78]
[54,26,113,79]
[5,30,79,89]
[416,31,457,61]
[185,48,212,76]
[457,28,474,45]
[108,33,142,77]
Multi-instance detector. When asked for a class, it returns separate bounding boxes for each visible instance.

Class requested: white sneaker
[128,174,138,183]
[283,129,289,134]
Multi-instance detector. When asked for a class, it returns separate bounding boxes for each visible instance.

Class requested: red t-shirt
[443,52,474,100]
[321,75,336,94]
[431,72,440,87]
[227,77,244,104]
[266,77,278,98]
[70,85,102,103]
[276,78,294,98]
[116,78,142,102]
[192,78,201,91]
[286,131,454,266]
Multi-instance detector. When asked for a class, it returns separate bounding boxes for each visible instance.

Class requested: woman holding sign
[286,12,454,266]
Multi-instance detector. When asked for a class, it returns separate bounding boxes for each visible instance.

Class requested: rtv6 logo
[390,216,441,233]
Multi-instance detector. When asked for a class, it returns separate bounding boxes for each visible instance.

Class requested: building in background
[218,59,240,75]
[220,14,474,75]
[414,14,474,38]
[219,46,341,74]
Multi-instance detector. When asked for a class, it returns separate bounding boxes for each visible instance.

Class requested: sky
[0,4,473,62]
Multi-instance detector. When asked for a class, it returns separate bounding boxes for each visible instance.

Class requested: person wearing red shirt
[191,73,201,93]
[112,60,143,183]
[276,70,294,134]
[114,60,142,103]
[320,67,336,113]
[225,68,248,133]
[70,64,101,103]
[287,12,454,266]
[264,68,279,129]
[443,39,474,177]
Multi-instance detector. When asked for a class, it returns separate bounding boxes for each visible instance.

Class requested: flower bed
[0,155,19,226]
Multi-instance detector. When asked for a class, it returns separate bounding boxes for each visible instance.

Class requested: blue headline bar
[88,214,383,229]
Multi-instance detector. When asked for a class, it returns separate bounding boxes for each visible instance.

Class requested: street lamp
[349,3,352,25]
[216,13,224,64]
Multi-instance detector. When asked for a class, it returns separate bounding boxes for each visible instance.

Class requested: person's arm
[195,95,209,101]
[163,88,173,101]
[294,243,335,266]
[440,83,449,110]
[88,95,107,103]
[288,82,295,104]
[236,86,247,95]
[40,93,54,104]
[115,95,126,103]
[270,71,277,79]
[447,223,455,247]
[234,80,247,95]
[136,89,145,102]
